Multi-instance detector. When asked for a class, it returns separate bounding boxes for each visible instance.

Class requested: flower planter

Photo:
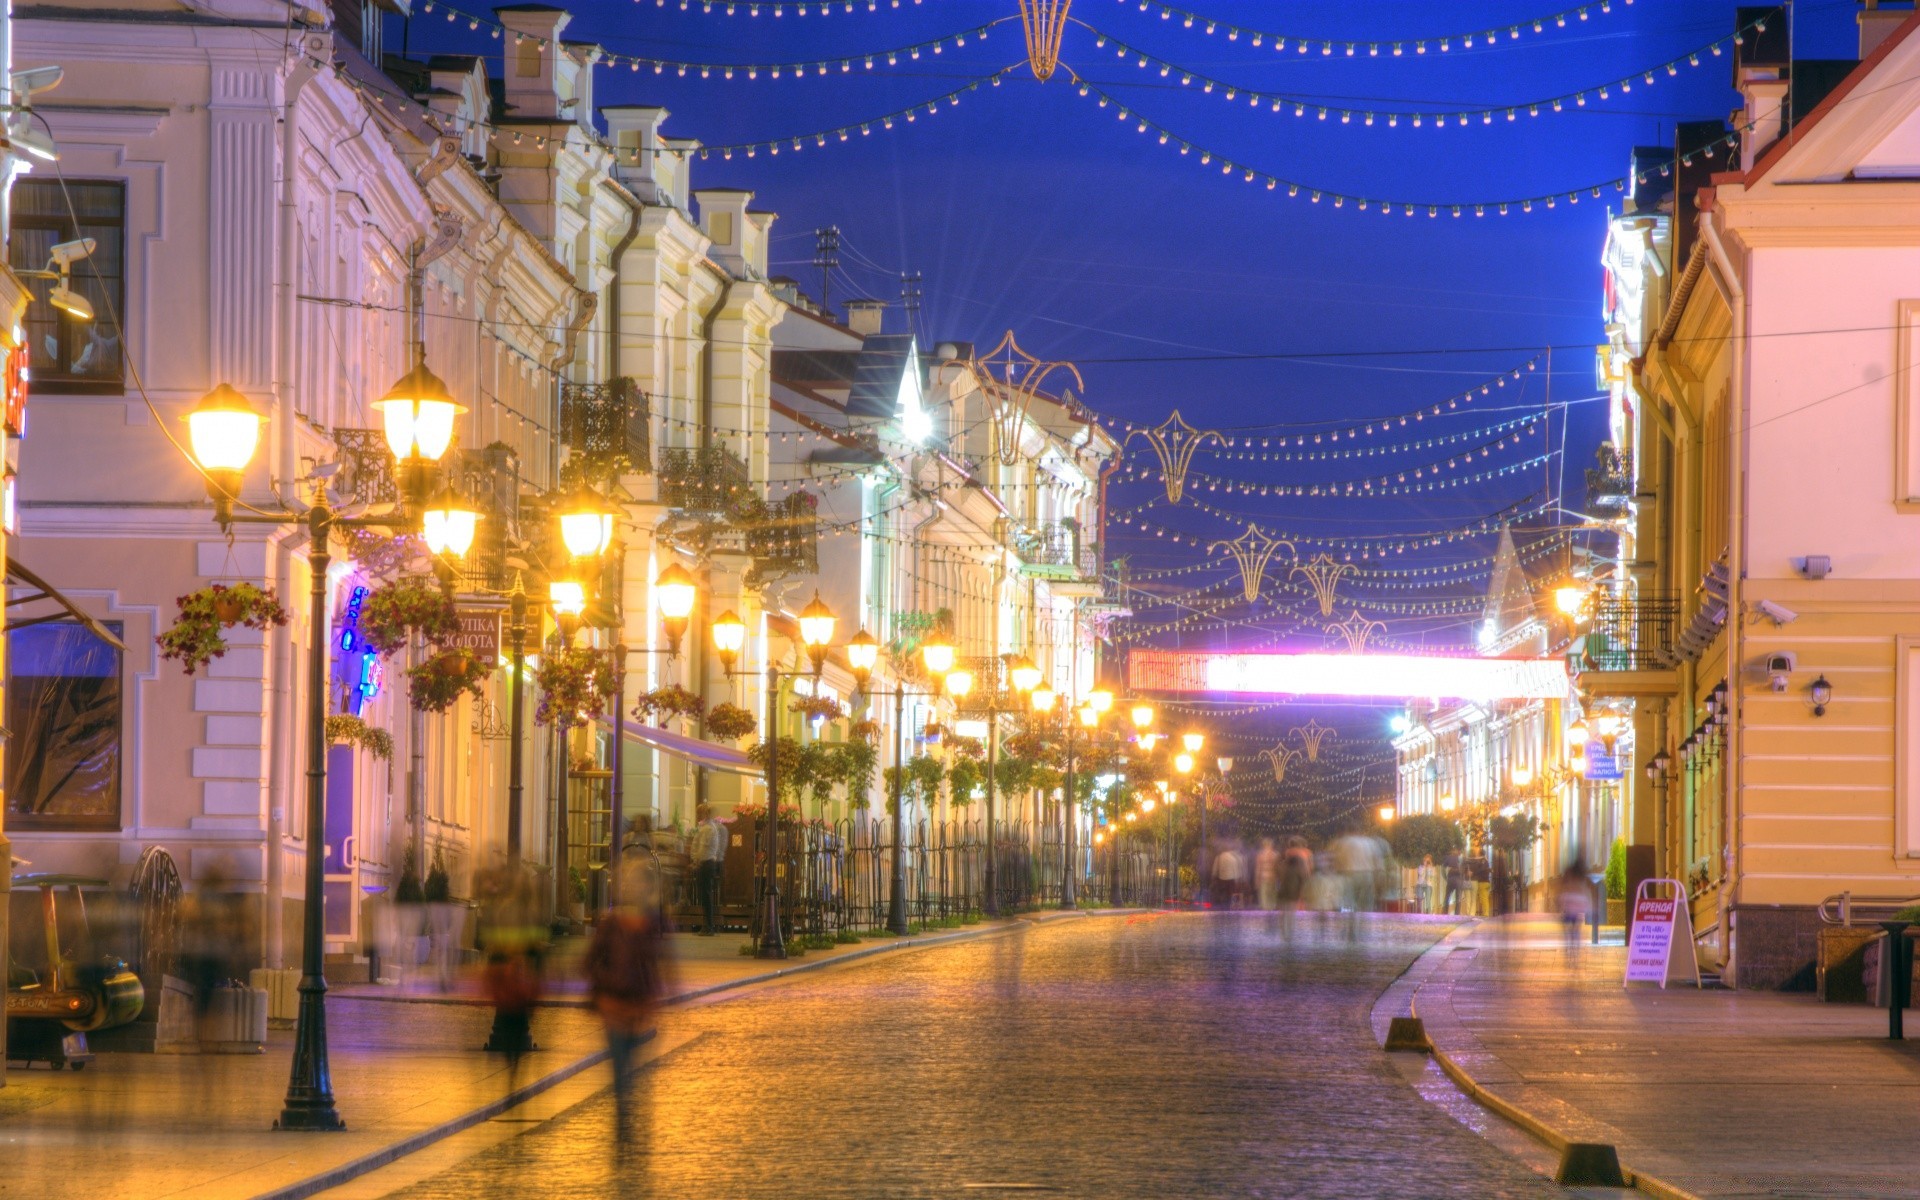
[436,651,473,678]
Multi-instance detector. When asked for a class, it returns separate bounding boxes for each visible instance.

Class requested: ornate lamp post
[711,594,838,958]
[186,359,476,1133]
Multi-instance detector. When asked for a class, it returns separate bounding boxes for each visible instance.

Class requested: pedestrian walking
[1442,849,1464,915]
[476,856,546,1083]
[587,859,672,1130]
[1255,838,1281,911]
[1212,841,1245,909]
[1279,837,1313,938]
[1557,851,1592,948]
[689,804,727,935]
[1415,854,1437,915]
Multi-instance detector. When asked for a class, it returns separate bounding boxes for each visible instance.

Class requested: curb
[251,906,1135,1200]
[1401,936,1707,1200]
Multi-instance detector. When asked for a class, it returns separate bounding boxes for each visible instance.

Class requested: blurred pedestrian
[476,855,546,1085]
[587,859,672,1130]
[1331,832,1382,941]
[1255,839,1281,911]
[1557,852,1592,948]
[1415,854,1437,915]
[1442,849,1465,915]
[1211,841,1245,909]
[689,804,727,935]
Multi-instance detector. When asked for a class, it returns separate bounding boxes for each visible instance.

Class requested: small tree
[1604,837,1628,900]
[1389,813,1466,864]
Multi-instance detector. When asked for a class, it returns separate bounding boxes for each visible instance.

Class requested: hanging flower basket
[634,684,706,729]
[325,713,394,761]
[707,702,757,743]
[157,582,290,676]
[361,575,458,657]
[535,647,617,728]
[790,694,846,723]
[850,719,882,746]
[406,646,491,713]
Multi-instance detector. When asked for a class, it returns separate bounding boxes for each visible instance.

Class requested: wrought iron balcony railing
[1576,592,1677,673]
[1002,518,1096,580]
[332,428,399,507]
[744,491,819,582]
[1586,443,1634,511]
[448,444,521,593]
[560,378,652,478]
[658,445,751,516]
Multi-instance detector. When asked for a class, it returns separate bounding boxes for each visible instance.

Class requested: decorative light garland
[1111,0,1628,58]
[1202,410,1548,463]
[648,0,925,11]
[1110,445,1553,504]
[1074,14,1757,132]
[1064,70,1742,217]
[1116,494,1553,557]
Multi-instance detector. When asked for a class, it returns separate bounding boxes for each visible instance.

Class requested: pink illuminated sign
[1126,648,1568,701]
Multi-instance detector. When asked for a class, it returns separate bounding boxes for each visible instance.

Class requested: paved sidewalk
[1410,915,1920,1199]
[1,911,1106,1200]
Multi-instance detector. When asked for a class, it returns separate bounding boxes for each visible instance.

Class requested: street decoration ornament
[1290,718,1337,762]
[1292,552,1354,616]
[1259,744,1299,783]
[953,330,1086,466]
[1209,523,1291,603]
[1325,609,1387,654]
[1019,0,1072,81]
[1130,409,1224,504]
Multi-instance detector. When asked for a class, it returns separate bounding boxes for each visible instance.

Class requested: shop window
[6,620,123,830]
[10,179,125,392]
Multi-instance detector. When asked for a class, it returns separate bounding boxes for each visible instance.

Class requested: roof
[846,334,918,420]
[773,348,860,387]
[1745,11,1920,184]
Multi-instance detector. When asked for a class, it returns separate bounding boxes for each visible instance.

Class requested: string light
[1115,0,1625,58]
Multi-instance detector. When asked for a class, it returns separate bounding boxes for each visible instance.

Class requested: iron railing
[560,378,651,478]
[744,492,820,582]
[1578,592,1678,672]
[1002,518,1095,579]
[449,444,520,593]
[332,427,399,506]
[659,445,751,515]
[1586,443,1634,511]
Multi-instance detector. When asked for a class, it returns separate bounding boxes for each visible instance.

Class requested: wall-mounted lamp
[1810,674,1832,717]
[1645,750,1671,787]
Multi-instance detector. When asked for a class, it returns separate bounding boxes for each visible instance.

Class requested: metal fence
[1580,592,1678,672]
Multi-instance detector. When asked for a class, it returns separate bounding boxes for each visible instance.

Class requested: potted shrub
[535,647,616,728]
[948,758,982,808]
[360,576,458,657]
[1604,838,1629,926]
[157,582,289,675]
[707,702,757,743]
[405,647,490,713]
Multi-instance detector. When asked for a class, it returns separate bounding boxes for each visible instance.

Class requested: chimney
[845,299,886,337]
[1732,6,1790,171]
[694,188,753,273]
[1860,1,1915,58]
[604,105,676,203]
[494,5,571,120]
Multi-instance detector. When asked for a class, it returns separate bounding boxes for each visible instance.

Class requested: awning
[5,556,126,650]
[610,717,759,777]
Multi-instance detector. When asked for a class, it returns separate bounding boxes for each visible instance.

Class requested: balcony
[1586,443,1634,511]
[1002,518,1097,584]
[1572,592,1679,697]
[560,378,651,479]
[659,445,750,516]
[447,445,521,593]
[331,427,399,507]
[744,491,819,584]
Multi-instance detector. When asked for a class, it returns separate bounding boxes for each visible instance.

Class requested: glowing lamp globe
[654,563,697,622]
[1510,765,1534,788]
[549,580,587,618]
[186,384,262,473]
[1088,688,1114,714]
[798,591,837,652]
[1077,703,1098,728]
[421,489,481,557]
[1182,732,1205,753]
[1378,804,1396,823]
[1030,684,1057,714]
[945,667,975,699]
[1568,722,1591,748]
[374,360,465,462]
[1554,583,1589,617]
[559,487,617,559]
[1010,657,1043,694]
[1173,751,1195,775]
[846,628,880,683]
[1130,703,1155,731]
[920,632,956,678]
[1141,798,1155,814]
[711,610,747,666]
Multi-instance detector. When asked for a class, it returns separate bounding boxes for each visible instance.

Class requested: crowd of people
[1198,832,1508,937]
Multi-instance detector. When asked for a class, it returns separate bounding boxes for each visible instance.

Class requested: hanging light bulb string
[1070,13,1758,132]
[418,1,1005,79]
[1114,493,1554,557]
[1198,408,1548,464]
[1107,0,1629,58]
[648,0,925,15]
[1109,444,1554,506]
[1062,68,1743,217]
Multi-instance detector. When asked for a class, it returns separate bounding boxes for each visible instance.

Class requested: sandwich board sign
[1625,878,1701,988]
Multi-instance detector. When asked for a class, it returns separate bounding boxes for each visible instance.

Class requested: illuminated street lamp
[945,667,975,699]
[920,629,956,677]
[1077,703,1098,728]
[1009,655,1043,694]
[846,628,880,684]
[557,485,618,560]
[1088,688,1114,715]
[1174,751,1195,776]
[184,384,262,526]
[1130,702,1155,731]
[1378,804,1396,823]
[654,563,696,655]
[1215,755,1233,774]
[420,488,481,558]
[797,591,837,671]
[1554,580,1590,618]
[1510,765,1534,788]
[710,610,747,672]
[1182,731,1205,754]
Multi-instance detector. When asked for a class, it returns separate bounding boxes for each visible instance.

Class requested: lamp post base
[756,894,787,959]
[275,1101,347,1132]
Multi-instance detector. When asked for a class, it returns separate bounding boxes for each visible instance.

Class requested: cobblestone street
[387,914,1554,1199]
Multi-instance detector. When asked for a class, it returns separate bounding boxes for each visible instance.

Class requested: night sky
[389,0,1858,796]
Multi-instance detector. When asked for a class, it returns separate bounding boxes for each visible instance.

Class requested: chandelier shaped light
[1324,608,1387,654]
[1130,409,1223,504]
[1258,744,1299,783]
[964,329,1086,466]
[1291,552,1355,617]
[1289,718,1337,762]
[1019,0,1073,81]
[1208,522,1291,603]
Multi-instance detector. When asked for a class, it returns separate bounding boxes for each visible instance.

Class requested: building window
[6,620,123,830]
[11,179,125,392]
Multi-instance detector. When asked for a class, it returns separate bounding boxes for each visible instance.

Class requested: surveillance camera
[1767,651,1796,692]
[48,285,91,323]
[9,65,64,98]
[1756,599,1798,626]
[48,238,95,269]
